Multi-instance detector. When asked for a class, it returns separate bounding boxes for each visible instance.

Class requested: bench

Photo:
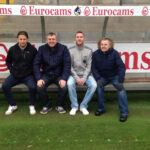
[0,77,150,92]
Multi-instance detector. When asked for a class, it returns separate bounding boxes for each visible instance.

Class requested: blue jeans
[37,75,67,108]
[97,75,128,115]
[2,74,36,106]
[67,75,97,109]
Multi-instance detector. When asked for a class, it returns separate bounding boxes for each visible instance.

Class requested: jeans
[97,75,128,115]
[2,74,36,106]
[37,75,67,108]
[67,75,97,109]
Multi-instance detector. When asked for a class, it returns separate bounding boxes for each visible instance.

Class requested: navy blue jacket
[33,43,71,81]
[92,48,126,83]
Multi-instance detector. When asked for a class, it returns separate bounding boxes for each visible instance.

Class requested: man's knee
[114,83,124,91]
[28,84,37,92]
[91,81,97,89]
[87,78,97,89]
[61,85,68,92]
[2,82,6,90]
[2,82,10,91]
[67,80,75,87]
[37,85,46,93]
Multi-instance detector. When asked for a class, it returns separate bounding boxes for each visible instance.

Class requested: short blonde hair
[98,37,114,49]
[75,31,84,37]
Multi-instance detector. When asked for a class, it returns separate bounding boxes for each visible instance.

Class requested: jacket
[6,42,37,79]
[92,48,126,83]
[69,45,92,80]
[33,43,71,81]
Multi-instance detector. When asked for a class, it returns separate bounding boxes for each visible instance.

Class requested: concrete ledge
[1,77,150,92]
[0,81,150,92]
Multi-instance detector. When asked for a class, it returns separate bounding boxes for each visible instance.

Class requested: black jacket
[33,43,71,81]
[6,42,37,79]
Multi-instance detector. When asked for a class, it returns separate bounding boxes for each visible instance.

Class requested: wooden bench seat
[124,78,150,83]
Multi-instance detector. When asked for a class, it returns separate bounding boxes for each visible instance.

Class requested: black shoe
[95,110,105,116]
[56,106,66,114]
[40,107,52,114]
[120,115,128,122]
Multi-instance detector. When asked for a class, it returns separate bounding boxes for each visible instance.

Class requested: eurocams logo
[142,6,149,16]
[74,6,81,16]
[84,6,91,16]
[0,44,8,72]
[20,6,28,15]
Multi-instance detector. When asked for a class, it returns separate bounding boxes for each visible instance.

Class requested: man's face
[17,35,28,48]
[47,35,57,47]
[75,33,85,47]
[100,40,111,52]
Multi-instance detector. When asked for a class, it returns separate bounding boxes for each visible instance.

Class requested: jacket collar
[75,44,85,50]
[99,48,114,55]
[16,42,31,51]
[46,43,59,53]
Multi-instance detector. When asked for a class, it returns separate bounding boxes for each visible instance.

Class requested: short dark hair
[98,37,114,49]
[47,32,57,37]
[75,31,84,37]
[17,31,28,38]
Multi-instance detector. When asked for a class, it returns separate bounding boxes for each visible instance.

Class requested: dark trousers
[37,75,67,108]
[2,74,36,106]
[97,75,128,115]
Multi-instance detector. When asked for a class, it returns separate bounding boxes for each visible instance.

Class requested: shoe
[69,108,78,115]
[80,108,89,115]
[40,107,52,114]
[120,115,128,122]
[29,105,36,115]
[5,105,18,115]
[56,106,66,114]
[95,110,105,116]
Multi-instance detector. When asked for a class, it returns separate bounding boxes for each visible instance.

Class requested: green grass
[0,92,150,150]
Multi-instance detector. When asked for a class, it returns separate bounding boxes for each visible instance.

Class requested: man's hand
[76,78,81,85]
[80,78,85,86]
[76,78,85,86]
[59,80,66,88]
[37,79,45,87]
[117,83,124,91]
[97,80,104,88]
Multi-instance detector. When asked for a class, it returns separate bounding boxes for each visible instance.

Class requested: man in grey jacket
[67,31,97,115]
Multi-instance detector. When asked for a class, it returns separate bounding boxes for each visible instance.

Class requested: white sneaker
[5,105,18,115]
[69,108,78,115]
[80,108,89,115]
[29,105,36,115]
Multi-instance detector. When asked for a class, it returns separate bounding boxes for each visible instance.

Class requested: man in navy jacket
[92,37,128,122]
[34,32,71,114]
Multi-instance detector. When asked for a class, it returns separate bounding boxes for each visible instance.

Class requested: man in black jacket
[92,37,129,122]
[33,32,71,114]
[2,31,37,115]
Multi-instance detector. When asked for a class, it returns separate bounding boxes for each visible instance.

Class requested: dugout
[0,0,150,91]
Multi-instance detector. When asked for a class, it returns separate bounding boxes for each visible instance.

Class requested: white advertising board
[0,5,150,17]
[0,42,150,75]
